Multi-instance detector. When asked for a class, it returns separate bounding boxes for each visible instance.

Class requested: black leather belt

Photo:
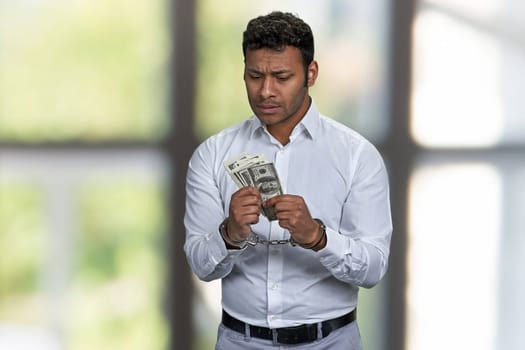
[222,309,356,345]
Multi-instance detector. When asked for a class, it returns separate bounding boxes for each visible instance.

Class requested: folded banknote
[224,152,282,220]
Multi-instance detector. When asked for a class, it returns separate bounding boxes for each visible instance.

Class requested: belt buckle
[276,324,317,345]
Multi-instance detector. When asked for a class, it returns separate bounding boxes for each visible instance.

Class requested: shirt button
[270,315,278,321]
[271,283,279,290]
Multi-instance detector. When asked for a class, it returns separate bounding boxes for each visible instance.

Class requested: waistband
[221,309,356,345]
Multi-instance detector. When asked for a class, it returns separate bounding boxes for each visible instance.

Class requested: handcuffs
[219,218,326,250]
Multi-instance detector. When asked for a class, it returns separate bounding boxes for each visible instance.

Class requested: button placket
[266,147,290,327]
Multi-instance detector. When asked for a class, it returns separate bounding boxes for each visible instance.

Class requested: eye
[248,73,261,80]
[276,75,291,81]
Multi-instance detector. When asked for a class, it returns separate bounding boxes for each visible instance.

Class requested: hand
[264,194,320,245]
[227,186,261,241]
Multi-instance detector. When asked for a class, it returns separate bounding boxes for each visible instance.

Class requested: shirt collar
[248,98,321,140]
[299,99,320,140]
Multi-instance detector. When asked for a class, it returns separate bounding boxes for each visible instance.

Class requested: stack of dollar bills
[224,152,283,221]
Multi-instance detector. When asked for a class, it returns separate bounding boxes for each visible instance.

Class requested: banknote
[247,163,282,220]
[224,153,282,220]
[224,153,268,187]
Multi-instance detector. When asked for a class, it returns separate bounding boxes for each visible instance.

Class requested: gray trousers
[215,321,363,350]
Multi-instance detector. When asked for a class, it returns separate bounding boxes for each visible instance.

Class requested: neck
[267,125,293,145]
[267,97,311,145]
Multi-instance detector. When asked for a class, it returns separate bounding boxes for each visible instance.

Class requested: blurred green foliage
[0,177,168,349]
[70,178,168,350]
[0,0,169,141]
[0,181,46,323]
[194,0,252,140]
[0,0,171,348]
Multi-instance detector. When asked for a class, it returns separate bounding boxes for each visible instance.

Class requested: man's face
[244,46,318,130]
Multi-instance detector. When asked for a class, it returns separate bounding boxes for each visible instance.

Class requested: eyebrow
[246,68,293,75]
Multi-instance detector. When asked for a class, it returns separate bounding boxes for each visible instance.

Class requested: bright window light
[407,163,501,350]
[411,10,504,147]
[424,0,502,20]
[0,325,60,350]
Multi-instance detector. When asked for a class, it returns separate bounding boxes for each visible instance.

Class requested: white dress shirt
[184,100,392,328]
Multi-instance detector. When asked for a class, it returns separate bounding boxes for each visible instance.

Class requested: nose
[260,77,276,99]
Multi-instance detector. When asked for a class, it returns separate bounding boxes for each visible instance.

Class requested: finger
[232,190,261,203]
[264,196,288,209]
[233,196,260,208]
[274,202,307,219]
[230,193,261,214]
[234,213,260,226]
[277,218,298,235]
[263,196,277,208]
[236,186,260,197]
[264,194,304,208]
[232,200,260,213]
[229,209,260,230]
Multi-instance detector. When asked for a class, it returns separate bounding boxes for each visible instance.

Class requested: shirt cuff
[208,229,247,266]
[316,227,351,265]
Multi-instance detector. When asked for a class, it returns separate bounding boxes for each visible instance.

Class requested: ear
[306,60,319,87]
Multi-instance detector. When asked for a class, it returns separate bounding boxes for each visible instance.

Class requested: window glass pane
[72,178,167,350]
[406,158,525,350]
[0,0,169,142]
[357,279,387,350]
[424,0,503,19]
[0,151,168,350]
[192,278,221,350]
[407,162,501,349]
[195,0,389,142]
[411,0,525,147]
[0,181,48,338]
[496,160,525,350]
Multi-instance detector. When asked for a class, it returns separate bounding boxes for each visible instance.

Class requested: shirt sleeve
[183,141,246,282]
[316,140,392,288]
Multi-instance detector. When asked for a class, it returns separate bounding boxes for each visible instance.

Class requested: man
[184,11,392,349]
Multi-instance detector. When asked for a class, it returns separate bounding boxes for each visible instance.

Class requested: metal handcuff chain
[245,231,293,246]
[244,218,326,248]
[220,218,325,248]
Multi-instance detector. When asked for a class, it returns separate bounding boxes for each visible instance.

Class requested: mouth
[257,104,280,115]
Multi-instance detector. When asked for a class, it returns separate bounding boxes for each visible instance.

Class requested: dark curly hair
[242,11,314,69]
